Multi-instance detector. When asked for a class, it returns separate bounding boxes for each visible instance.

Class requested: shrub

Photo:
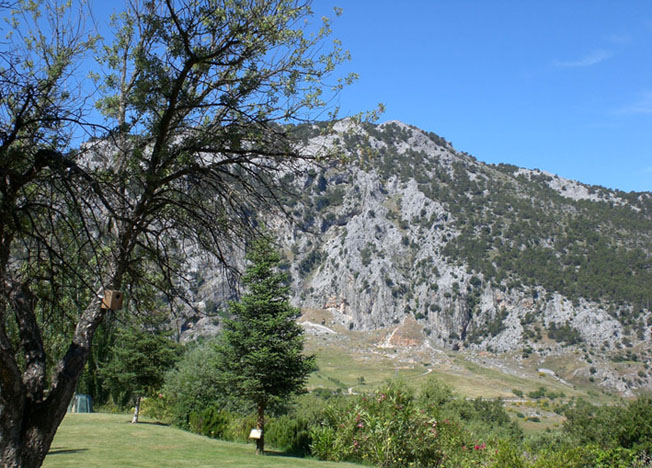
[189,406,234,439]
[266,415,312,456]
[163,341,252,428]
[309,380,490,467]
[561,395,652,455]
[527,387,548,399]
[528,445,634,468]
[139,394,174,423]
[418,376,453,407]
[224,413,258,443]
[488,439,526,468]
[443,397,523,442]
[163,343,224,427]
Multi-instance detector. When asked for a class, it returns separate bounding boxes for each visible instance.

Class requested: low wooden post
[255,403,265,455]
[248,428,263,455]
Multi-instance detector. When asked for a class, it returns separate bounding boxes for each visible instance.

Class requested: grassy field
[43,413,362,468]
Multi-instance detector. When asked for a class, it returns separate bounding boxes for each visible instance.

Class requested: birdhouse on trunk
[101,290,123,310]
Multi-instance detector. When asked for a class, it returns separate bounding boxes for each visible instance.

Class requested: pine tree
[215,237,315,455]
[100,326,180,423]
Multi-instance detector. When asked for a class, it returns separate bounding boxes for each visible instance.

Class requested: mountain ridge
[187,119,652,395]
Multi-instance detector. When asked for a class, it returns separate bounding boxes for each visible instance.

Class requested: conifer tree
[214,237,314,455]
[100,326,180,423]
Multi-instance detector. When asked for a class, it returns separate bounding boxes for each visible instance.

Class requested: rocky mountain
[188,119,652,394]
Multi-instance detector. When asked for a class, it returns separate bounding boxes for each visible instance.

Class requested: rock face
[187,119,652,392]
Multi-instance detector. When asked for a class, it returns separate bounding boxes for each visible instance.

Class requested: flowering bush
[310,380,488,467]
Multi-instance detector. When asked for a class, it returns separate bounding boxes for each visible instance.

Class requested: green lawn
[43,413,362,468]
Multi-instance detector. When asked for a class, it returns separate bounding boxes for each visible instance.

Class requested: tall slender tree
[214,237,315,455]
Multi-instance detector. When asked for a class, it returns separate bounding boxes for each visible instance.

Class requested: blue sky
[313,1,652,193]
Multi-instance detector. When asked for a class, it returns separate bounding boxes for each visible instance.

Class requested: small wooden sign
[101,290,124,310]
[248,429,262,439]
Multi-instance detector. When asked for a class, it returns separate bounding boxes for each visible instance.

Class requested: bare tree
[0,0,358,466]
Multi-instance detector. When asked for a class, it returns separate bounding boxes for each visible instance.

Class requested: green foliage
[309,377,516,467]
[529,444,634,468]
[139,393,174,423]
[185,406,259,444]
[617,395,652,453]
[488,439,527,468]
[548,322,582,346]
[99,325,180,408]
[163,341,251,427]
[439,162,652,314]
[527,386,549,400]
[489,440,636,468]
[183,396,316,456]
[563,395,652,455]
[265,415,313,456]
[442,397,523,442]
[299,249,323,277]
[310,381,450,467]
[417,375,453,407]
[189,406,234,440]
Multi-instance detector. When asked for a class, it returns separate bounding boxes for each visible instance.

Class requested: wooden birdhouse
[101,290,124,310]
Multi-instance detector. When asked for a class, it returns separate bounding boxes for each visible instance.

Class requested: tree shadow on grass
[133,421,170,426]
[263,450,310,459]
[117,420,169,426]
[47,447,89,455]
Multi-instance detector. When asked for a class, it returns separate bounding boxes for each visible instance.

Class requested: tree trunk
[0,294,106,468]
[0,393,74,468]
[132,395,141,424]
[255,403,265,456]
